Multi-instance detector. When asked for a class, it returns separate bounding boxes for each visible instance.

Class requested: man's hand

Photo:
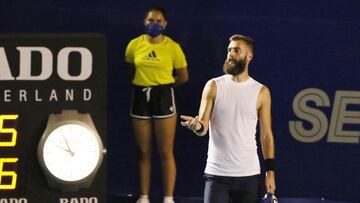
[265,171,276,194]
[180,115,203,133]
[180,115,202,131]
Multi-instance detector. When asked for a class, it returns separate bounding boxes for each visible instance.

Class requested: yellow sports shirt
[125,34,187,86]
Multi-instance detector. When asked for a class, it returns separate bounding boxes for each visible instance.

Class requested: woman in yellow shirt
[125,6,189,203]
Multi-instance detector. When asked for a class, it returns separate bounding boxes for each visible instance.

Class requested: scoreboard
[0,34,107,203]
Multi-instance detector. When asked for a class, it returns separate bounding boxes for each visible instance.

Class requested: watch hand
[48,140,72,153]
[61,133,75,156]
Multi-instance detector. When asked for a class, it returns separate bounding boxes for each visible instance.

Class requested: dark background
[1,1,360,202]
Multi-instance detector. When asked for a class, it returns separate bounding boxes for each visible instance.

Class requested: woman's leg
[154,115,177,196]
[133,118,153,196]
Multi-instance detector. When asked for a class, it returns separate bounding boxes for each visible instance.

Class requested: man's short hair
[229,34,255,53]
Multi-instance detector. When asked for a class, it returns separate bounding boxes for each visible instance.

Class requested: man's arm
[180,79,216,136]
[258,85,276,194]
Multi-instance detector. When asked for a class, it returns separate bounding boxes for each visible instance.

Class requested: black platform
[108,195,202,203]
[108,195,355,203]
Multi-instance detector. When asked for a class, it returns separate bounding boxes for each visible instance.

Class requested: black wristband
[264,158,275,172]
[195,122,204,133]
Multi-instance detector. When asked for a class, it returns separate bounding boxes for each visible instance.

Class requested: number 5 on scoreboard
[0,114,18,147]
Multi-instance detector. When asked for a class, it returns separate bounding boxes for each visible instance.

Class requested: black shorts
[203,174,261,203]
[130,84,176,119]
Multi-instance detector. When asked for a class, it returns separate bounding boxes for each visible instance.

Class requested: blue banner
[0,1,359,202]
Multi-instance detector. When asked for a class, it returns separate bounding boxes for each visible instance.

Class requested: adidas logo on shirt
[143,50,160,61]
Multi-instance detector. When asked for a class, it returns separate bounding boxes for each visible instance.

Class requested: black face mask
[223,57,246,76]
[145,22,164,37]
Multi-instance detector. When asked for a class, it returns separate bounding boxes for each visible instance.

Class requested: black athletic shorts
[130,84,176,119]
[203,173,261,203]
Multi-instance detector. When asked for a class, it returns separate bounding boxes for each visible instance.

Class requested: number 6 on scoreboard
[0,158,18,190]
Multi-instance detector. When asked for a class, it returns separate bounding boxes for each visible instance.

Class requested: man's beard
[223,57,246,76]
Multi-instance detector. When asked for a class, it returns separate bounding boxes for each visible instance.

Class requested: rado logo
[59,197,98,203]
[0,198,27,203]
[0,47,93,81]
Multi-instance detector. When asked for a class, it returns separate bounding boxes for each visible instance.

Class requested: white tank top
[205,74,263,177]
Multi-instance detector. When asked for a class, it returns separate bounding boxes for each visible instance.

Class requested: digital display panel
[0,34,107,203]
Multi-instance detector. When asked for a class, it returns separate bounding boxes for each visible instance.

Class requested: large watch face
[42,123,101,182]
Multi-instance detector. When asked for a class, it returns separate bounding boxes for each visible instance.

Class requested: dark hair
[145,6,168,21]
[229,34,255,53]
